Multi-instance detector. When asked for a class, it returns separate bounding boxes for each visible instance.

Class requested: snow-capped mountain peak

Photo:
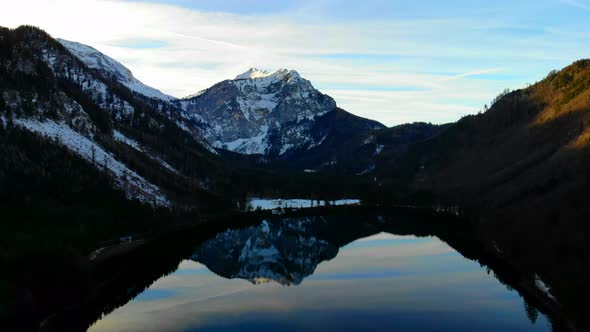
[177,67,337,155]
[235,68,272,80]
[234,68,301,82]
[58,39,175,101]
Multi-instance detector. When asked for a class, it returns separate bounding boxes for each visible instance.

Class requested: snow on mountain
[113,130,142,151]
[234,68,301,81]
[14,118,170,206]
[177,68,337,156]
[53,35,385,166]
[41,44,139,121]
[113,130,180,175]
[58,39,175,101]
[55,38,219,156]
[235,68,272,80]
[1,26,230,210]
[53,37,385,161]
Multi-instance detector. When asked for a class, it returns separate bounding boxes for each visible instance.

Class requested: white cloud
[1,0,585,126]
[446,68,506,80]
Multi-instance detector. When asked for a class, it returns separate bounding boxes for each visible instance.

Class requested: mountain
[376,59,590,218]
[279,121,447,175]
[53,36,398,181]
[0,25,228,210]
[58,39,389,168]
[0,25,396,213]
[176,68,386,158]
[57,39,175,102]
[369,61,590,313]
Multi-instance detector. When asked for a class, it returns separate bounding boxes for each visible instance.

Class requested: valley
[0,23,589,332]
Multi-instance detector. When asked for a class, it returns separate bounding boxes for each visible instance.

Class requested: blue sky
[129,0,588,22]
[3,0,590,125]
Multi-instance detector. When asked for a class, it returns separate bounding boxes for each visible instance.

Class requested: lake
[86,212,555,332]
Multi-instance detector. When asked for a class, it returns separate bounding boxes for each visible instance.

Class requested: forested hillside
[378,60,590,221]
[0,25,229,210]
[370,60,590,329]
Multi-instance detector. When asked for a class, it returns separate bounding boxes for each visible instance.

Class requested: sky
[2,0,590,126]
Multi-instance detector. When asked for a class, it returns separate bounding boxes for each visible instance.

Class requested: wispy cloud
[446,68,506,80]
[1,0,587,126]
[110,39,169,49]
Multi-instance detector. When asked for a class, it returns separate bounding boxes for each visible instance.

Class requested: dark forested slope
[372,60,590,330]
[383,60,590,220]
[0,25,230,210]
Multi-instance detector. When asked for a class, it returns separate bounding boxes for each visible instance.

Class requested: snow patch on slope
[534,274,557,302]
[58,39,175,101]
[184,89,206,99]
[214,124,270,155]
[235,68,300,81]
[41,47,137,120]
[306,135,328,151]
[15,118,170,206]
[374,144,384,156]
[113,130,180,175]
[113,130,142,151]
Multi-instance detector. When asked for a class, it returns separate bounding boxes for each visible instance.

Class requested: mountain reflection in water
[86,211,565,332]
[191,218,339,285]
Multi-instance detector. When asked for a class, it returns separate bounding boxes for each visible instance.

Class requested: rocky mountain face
[176,68,385,158]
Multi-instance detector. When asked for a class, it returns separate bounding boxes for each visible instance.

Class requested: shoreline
[11,205,580,332]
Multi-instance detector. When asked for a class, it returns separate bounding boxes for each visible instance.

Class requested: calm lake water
[88,214,552,332]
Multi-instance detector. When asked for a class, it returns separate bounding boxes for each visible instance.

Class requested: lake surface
[88,213,553,332]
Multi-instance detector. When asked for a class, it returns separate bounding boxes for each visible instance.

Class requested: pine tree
[523,298,538,324]
[0,92,6,112]
[91,145,96,165]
